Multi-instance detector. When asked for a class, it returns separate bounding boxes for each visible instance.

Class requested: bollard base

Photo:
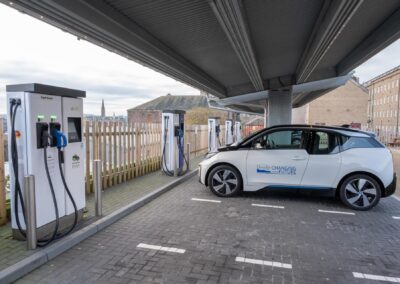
[12,209,84,241]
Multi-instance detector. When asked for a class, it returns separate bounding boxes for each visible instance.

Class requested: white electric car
[199,125,396,210]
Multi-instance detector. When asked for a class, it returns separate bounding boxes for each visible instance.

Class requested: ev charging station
[225,119,234,145]
[161,110,188,176]
[208,117,221,152]
[7,83,85,245]
[234,120,242,142]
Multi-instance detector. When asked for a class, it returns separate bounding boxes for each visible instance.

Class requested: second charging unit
[161,110,188,176]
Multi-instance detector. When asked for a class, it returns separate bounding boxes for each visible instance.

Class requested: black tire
[339,174,381,211]
[208,165,242,197]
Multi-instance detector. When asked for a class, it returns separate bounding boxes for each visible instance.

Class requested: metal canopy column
[264,100,268,127]
[267,92,292,127]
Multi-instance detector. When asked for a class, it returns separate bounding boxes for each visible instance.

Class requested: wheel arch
[335,171,385,197]
[205,162,243,187]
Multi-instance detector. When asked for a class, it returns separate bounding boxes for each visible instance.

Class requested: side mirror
[254,142,263,149]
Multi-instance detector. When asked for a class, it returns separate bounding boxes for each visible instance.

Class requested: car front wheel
[339,174,381,211]
[208,165,242,197]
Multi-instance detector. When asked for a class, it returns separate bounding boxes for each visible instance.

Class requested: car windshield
[237,127,266,145]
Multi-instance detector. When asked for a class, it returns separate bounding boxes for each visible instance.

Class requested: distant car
[198,125,396,210]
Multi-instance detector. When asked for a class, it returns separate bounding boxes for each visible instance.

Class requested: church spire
[101,99,105,119]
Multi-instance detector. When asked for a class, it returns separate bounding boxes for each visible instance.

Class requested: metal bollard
[24,175,37,250]
[173,144,178,177]
[93,160,102,217]
[186,143,190,171]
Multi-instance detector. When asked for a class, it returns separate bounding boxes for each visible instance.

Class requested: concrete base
[267,92,292,127]
[12,210,84,241]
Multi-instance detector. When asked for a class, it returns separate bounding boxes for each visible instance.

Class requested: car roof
[252,124,372,137]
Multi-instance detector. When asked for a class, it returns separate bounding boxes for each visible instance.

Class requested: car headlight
[204,152,218,160]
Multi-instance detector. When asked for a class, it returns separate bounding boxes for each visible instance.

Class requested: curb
[0,169,198,284]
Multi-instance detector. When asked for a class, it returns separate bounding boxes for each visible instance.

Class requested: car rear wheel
[208,165,242,197]
[339,174,381,211]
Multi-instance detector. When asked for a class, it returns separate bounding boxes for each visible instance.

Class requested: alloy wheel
[344,178,377,209]
[211,169,238,195]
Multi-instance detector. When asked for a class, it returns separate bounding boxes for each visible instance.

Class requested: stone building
[292,79,368,129]
[127,93,228,125]
[364,66,400,143]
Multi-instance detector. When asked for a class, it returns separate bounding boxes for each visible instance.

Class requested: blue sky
[0,4,399,115]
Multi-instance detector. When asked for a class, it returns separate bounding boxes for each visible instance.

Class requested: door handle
[291,156,307,161]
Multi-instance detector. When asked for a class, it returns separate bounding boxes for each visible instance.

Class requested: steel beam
[296,0,363,83]
[337,7,400,75]
[210,0,264,91]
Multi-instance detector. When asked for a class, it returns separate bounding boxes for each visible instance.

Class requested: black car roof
[266,124,367,134]
[238,124,373,146]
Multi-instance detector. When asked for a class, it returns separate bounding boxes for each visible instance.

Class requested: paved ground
[17,175,400,283]
[0,156,203,272]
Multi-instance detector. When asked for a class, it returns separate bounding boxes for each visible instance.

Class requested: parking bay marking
[191,198,221,203]
[353,272,400,283]
[137,243,186,254]
[393,216,400,220]
[318,209,355,215]
[235,257,292,269]
[252,203,284,209]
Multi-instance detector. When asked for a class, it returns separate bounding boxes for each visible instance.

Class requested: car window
[252,130,306,150]
[311,131,339,154]
[341,136,383,150]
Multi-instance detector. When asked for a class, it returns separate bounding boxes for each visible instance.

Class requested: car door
[301,130,341,188]
[246,129,310,187]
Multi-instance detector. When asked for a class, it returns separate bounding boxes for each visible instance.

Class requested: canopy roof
[3,0,400,113]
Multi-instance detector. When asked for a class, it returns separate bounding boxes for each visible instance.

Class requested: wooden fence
[84,121,210,193]
[84,121,163,193]
[0,119,212,223]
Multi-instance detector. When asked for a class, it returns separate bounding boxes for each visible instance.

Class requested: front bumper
[198,162,208,185]
[383,173,396,197]
[198,165,203,184]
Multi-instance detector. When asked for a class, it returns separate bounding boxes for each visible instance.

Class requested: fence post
[93,160,102,217]
[85,121,91,194]
[186,143,190,171]
[25,175,37,250]
[0,119,6,225]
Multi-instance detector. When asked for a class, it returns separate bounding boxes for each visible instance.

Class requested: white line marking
[235,257,292,269]
[393,216,400,220]
[137,243,185,254]
[252,203,284,209]
[318,209,355,215]
[392,195,400,202]
[191,198,221,203]
[353,272,400,283]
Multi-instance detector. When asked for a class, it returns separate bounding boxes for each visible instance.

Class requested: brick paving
[17,175,400,283]
[0,156,203,272]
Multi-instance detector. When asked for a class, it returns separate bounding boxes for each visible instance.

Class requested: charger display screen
[68,117,82,142]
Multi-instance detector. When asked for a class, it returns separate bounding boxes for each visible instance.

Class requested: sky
[0,4,400,116]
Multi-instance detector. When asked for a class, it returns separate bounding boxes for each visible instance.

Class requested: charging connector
[36,122,49,149]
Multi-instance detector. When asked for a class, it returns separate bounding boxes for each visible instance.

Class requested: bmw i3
[198,125,396,210]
